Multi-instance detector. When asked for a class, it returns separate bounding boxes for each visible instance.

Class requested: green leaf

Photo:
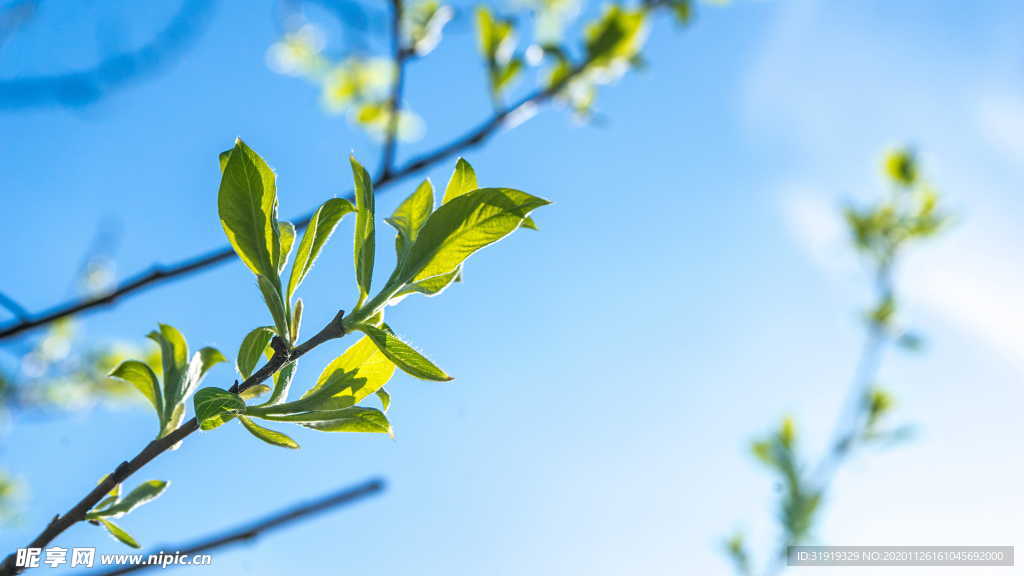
[191,348,227,387]
[392,265,461,302]
[376,388,391,413]
[239,384,271,400]
[584,6,647,67]
[278,221,296,274]
[386,179,434,262]
[218,138,282,280]
[290,298,303,343]
[194,387,246,431]
[98,519,140,549]
[267,360,297,405]
[108,360,163,421]
[396,188,550,285]
[237,327,275,379]
[359,324,452,381]
[147,324,189,424]
[287,198,355,301]
[180,347,226,409]
[257,275,290,341]
[350,155,376,304]
[301,406,392,435]
[303,336,396,405]
[162,403,185,441]
[442,158,477,204]
[90,480,168,519]
[238,415,299,449]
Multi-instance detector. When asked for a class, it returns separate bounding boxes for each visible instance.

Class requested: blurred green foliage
[726,147,948,575]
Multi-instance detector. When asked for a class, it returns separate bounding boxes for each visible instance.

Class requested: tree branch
[0,310,349,575]
[87,478,385,576]
[0,57,591,343]
[0,291,28,321]
[378,0,406,180]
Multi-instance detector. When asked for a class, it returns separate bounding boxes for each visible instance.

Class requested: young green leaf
[392,265,461,302]
[442,158,477,204]
[290,298,303,343]
[303,336,396,405]
[239,384,271,401]
[386,179,434,262]
[108,360,163,420]
[194,387,246,431]
[89,480,168,519]
[257,275,291,341]
[98,519,140,549]
[376,388,391,413]
[300,406,392,435]
[359,324,452,381]
[396,188,550,285]
[239,415,300,449]
[162,403,186,440]
[147,323,189,426]
[350,155,376,304]
[237,327,275,379]
[218,138,282,281]
[182,347,227,405]
[287,198,355,301]
[267,360,297,405]
[278,221,296,274]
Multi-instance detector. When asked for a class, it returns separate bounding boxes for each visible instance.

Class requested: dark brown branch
[87,479,385,576]
[0,311,349,575]
[0,55,591,342]
[378,0,406,180]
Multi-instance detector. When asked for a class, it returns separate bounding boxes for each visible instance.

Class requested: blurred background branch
[87,478,385,576]
[726,149,948,576]
[0,0,215,110]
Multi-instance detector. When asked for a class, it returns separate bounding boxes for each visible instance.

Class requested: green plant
[0,140,546,571]
[725,147,947,576]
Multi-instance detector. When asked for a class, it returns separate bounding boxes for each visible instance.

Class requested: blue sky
[2,1,1022,574]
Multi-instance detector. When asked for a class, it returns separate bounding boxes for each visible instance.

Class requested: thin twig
[378,0,406,180]
[0,311,349,575]
[763,261,896,576]
[87,479,385,576]
[0,292,28,320]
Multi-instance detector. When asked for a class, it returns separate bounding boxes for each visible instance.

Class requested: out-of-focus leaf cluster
[0,319,161,413]
[266,1,718,137]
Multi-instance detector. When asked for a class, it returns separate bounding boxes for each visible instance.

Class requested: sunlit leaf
[108,360,163,421]
[287,198,355,301]
[239,415,299,449]
[90,480,168,519]
[278,221,296,274]
[237,327,275,379]
[194,387,245,431]
[359,324,452,381]
[257,275,290,341]
[442,158,478,204]
[396,188,550,285]
[217,138,281,280]
[301,406,392,435]
[303,336,395,405]
[386,179,435,262]
[98,519,140,549]
[351,156,376,304]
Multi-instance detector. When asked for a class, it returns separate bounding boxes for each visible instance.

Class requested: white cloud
[976,88,1024,166]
